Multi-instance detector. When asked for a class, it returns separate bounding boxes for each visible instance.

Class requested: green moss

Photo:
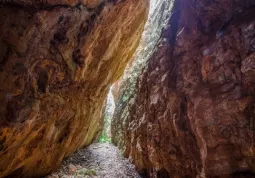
[75,168,97,177]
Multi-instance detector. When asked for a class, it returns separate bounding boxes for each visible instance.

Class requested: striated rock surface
[112,0,255,177]
[0,0,148,177]
[112,0,173,154]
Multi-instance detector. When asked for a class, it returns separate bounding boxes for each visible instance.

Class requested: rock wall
[112,0,255,177]
[0,0,148,177]
[112,0,173,154]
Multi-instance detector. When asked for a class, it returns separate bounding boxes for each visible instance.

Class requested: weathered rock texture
[112,0,173,154]
[112,0,255,177]
[0,0,148,177]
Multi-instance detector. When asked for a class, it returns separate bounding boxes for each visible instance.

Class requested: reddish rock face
[112,0,255,177]
[0,0,148,177]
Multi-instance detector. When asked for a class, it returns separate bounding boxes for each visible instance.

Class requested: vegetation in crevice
[98,128,111,143]
[98,88,115,143]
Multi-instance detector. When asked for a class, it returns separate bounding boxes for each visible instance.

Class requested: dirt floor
[46,143,141,178]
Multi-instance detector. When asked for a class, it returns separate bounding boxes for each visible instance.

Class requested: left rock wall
[0,0,148,177]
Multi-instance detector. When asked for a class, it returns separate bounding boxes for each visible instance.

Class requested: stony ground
[46,143,141,178]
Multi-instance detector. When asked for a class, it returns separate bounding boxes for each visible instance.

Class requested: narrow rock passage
[47,143,140,178]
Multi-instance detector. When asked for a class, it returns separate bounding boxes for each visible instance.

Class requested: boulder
[0,0,148,177]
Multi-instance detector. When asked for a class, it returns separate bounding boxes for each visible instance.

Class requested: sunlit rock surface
[112,0,173,155]
[112,0,255,177]
[0,0,148,177]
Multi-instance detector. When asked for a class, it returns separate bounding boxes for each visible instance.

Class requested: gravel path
[46,143,141,178]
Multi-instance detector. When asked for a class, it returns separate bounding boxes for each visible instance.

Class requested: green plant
[98,130,111,143]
